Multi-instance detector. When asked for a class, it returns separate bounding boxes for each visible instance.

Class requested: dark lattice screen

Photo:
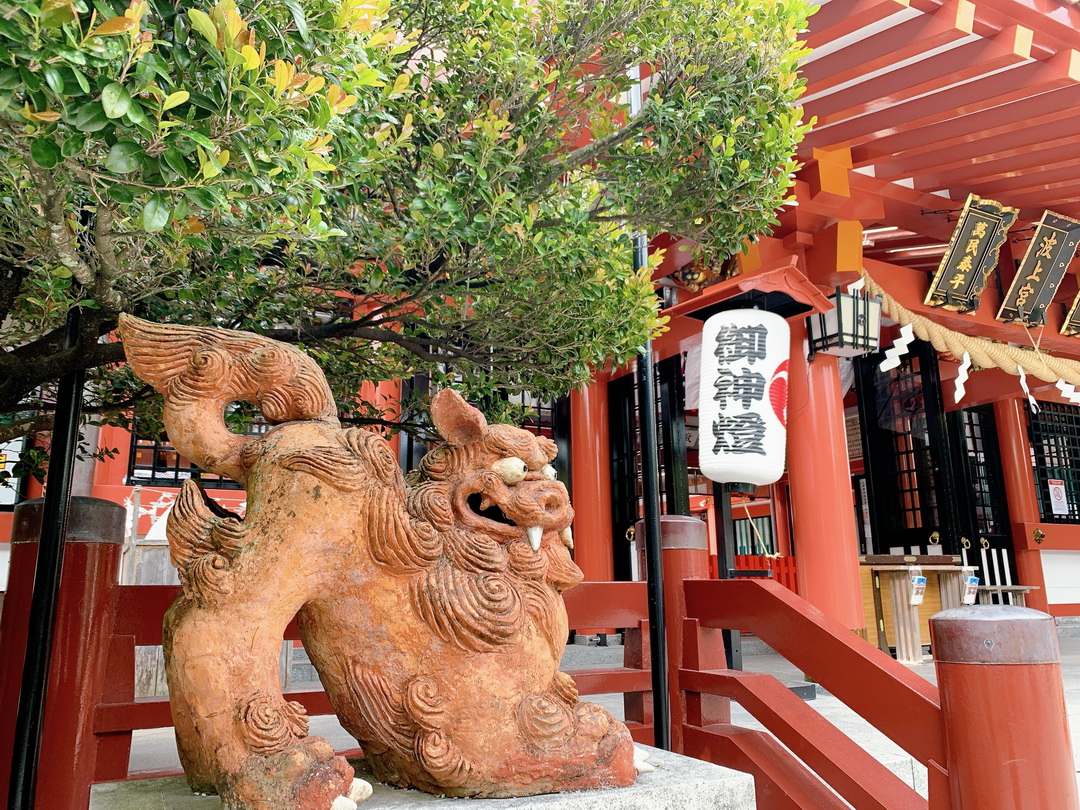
[880,355,938,530]
[127,419,268,489]
[959,407,1007,535]
[1028,401,1080,523]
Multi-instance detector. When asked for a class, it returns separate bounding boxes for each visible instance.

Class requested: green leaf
[142,194,170,232]
[69,67,90,94]
[101,83,132,119]
[0,68,19,90]
[162,148,190,178]
[182,130,216,151]
[107,183,135,204]
[184,187,217,210]
[104,140,142,173]
[42,66,64,95]
[283,0,309,42]
[162,90,189,111]
[187,9,218,49]
[73,102,110,132]
[31,136,62,168]
[61,133,85,157]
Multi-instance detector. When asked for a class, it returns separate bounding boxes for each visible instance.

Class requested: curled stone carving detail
[444,529,507,574]
[240,693,309,754]
[367,487,442,573]
[415,731,470,788]
[407,483,455,532]
[167,479,247,605]
[517,694,575,752]
[551,671,580,706]
[507,539,547,581]
[410,564,522,652]
[344,663,414,757]
[404,678,446,732]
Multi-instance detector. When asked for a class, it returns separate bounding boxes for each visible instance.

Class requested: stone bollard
[638,515,729,753]
[930,605,1079,810]
[0,496,126,808]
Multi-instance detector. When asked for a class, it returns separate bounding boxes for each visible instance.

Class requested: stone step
[90,747,755,810]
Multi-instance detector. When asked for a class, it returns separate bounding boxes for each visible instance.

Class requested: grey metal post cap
[930,605,1059,665]
[635,514,709,551]
[12,496,126,545]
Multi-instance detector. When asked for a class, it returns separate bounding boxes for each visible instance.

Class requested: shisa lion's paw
[224,733,370,810]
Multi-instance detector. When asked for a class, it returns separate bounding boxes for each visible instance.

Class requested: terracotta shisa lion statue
[117,315,641,810]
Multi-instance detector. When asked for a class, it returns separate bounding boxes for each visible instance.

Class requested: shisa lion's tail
[117,314,338,485]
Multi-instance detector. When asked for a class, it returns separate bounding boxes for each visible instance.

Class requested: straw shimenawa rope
[862,271,1080,386]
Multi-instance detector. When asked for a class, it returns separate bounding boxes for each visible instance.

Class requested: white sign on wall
[0,440,23,507]
[1049,478,1070,516]
[697,309,790,486]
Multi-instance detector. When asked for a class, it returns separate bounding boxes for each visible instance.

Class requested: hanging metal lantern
[698,309,790,486]
[806,286,883,358]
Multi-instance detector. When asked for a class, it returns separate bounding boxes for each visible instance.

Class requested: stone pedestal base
[91,747,755,810]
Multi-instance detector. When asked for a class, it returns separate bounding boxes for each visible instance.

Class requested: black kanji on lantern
[713,368,766,409]
[712,413,767,455]
[713,324,768,364]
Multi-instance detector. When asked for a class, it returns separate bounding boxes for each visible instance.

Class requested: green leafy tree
[0,0,811,465]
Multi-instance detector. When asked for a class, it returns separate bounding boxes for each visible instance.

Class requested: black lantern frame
[807,285,883,359]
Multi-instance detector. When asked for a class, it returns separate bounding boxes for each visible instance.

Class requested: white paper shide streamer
[1017,364,1039,414]
[954,351,971,404]
[698,310,790,486]
[1055,378,1080,406]
[880,323,915,372]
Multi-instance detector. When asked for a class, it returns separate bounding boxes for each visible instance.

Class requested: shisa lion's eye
[492,457,529,484]
[541,464,557,481]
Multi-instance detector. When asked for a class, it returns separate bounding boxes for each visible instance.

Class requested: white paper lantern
[697,309,790,485]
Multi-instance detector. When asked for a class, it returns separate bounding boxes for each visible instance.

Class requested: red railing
[679,578,948,808]
[734,554,798,592]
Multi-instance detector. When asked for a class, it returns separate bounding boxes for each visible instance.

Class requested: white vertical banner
[698,309,790,485]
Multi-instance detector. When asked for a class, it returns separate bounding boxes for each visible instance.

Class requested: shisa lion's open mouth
[459,460,574,551]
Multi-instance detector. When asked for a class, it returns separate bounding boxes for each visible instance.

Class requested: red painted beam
[851,84,1080,169]
[950,158,1080,198]
[809,25,1032,125]
[681,669,926,809]
[562,581,649,629]
[683,578,946,766]
[681,724,850,810]
[970,0,1080,55]
[95,689,337,734]
[913,135,1080,190]
[993,179,1080,210]
[805,0,911,51]
[568,667,652,695]
[806,50,1080,150]
[802,0,974,96]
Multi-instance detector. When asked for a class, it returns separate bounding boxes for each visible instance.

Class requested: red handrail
[683,578,944,767]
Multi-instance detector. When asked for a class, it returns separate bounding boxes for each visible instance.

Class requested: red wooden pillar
[786,320,864,631]
[931,606,1078,810]
[0,497,125,808]
[569,379,615,583]
[993,397,1048,611]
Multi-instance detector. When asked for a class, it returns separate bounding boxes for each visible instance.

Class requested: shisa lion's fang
[116,315,638,809]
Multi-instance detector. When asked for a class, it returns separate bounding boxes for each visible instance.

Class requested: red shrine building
[5,0,1080,644]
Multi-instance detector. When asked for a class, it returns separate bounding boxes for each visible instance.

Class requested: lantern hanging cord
[741,501,780,559]
[862,272,1080,386]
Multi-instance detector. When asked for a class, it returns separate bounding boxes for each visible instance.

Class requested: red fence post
[646,515,728,753]
[931,605,1078,810]
[0,497,125,809]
